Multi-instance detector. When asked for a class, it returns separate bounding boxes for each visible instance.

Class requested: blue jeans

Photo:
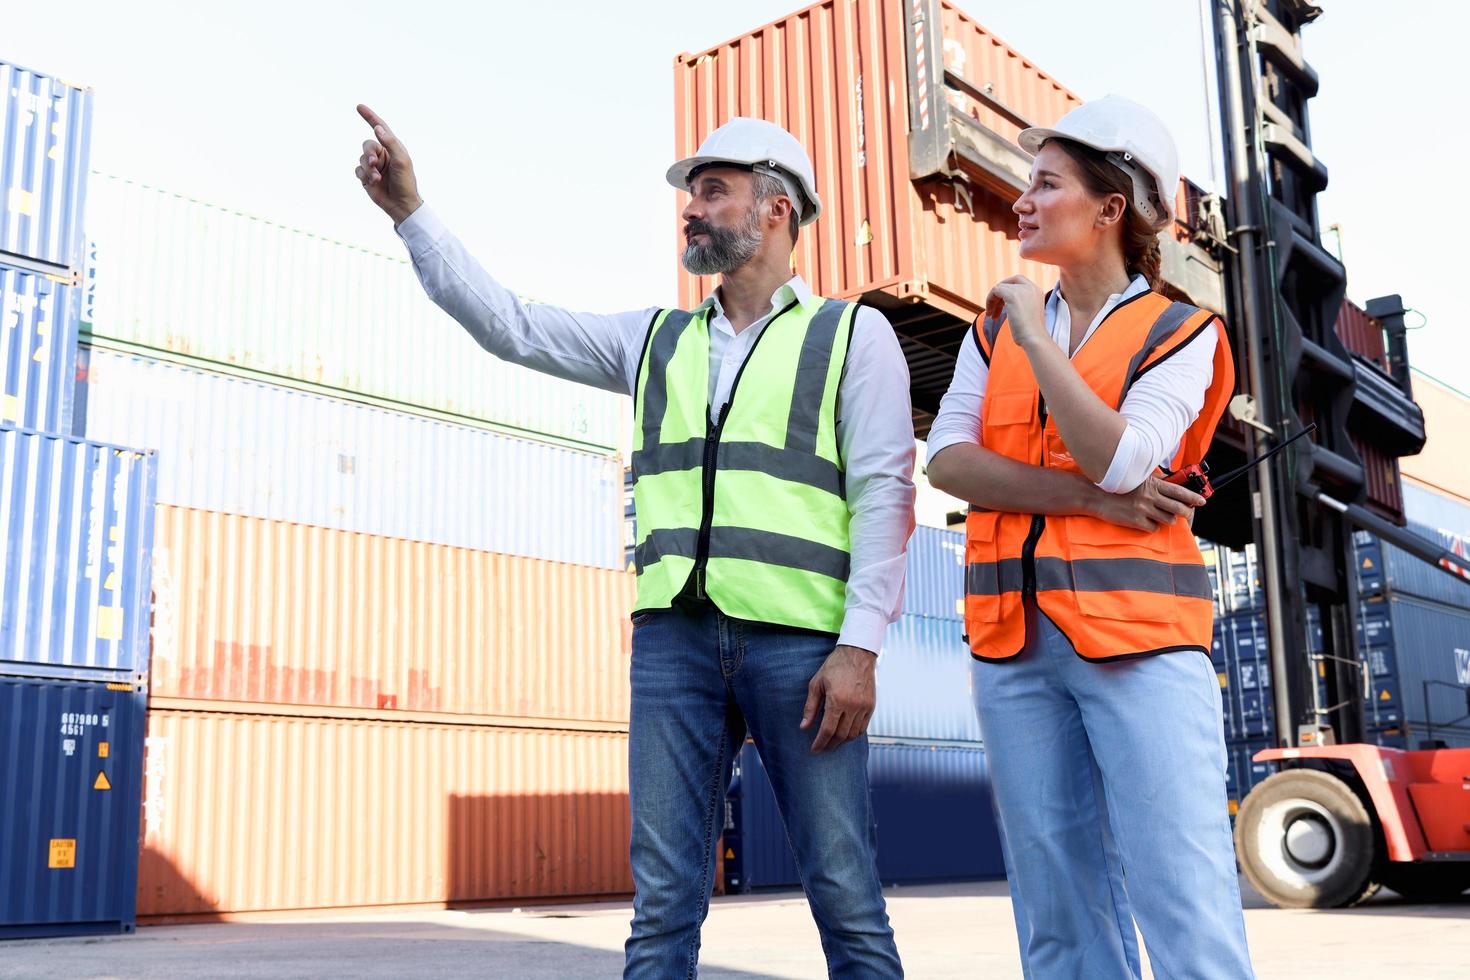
[625,605,902,979]
[973,604,1256,980]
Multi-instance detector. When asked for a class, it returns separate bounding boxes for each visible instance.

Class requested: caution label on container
[94,771,111,791]
[98,742,110,759]
[725,848,735,860]
[95,606,124,641]
[49,839,76,869]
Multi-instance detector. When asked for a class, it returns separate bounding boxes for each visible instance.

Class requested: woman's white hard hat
[1018,95,1180,227]
[666,117,823,226]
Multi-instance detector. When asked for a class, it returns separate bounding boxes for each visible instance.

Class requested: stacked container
[1,60,157,938]
[65,175,637,917]
[1202,477,1470,813]
[724,526,1006,891]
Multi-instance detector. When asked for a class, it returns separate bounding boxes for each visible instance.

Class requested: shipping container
[1353,524,1470,609]
[1,264,78,432]
[871,614,978,742]
[79,175,624,451]
[724,738,1005,892]
[0,62,92,277]
[73,347,625,570]
[1353,593,1470,747]
[1,427,157,681]
[1333,300,1387,371]
[671,0,1225,436]
[901,525,965,621]
[0,676,146,938]
[137,709,632,917]
[147,504,633,723]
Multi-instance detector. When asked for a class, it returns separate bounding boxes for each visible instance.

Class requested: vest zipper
[687,297,802,602]
[692,404,728,600]
[1021,396,1049,598]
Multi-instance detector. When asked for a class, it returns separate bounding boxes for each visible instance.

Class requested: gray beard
[681,209,764,276]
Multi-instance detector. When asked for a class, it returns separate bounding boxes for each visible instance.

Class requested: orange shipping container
[138,709,633,917]
[149,505,634,725]
[672,0,1223,432]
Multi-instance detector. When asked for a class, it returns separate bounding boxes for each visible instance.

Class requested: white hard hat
[1018,95,1180,227]
[666,117,823,226]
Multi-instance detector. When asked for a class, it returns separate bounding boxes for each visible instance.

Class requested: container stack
[1203,478,1470,813]
[69,174,637,918]
[1,60,158,939]
[723,526,1006,892]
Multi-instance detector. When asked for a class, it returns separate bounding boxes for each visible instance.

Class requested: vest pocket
[1063,515,1181,623]
[965,511,1004,623]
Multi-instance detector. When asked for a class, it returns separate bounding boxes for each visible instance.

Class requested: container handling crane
[893,0,1470,907]
[1207,0,1470,908]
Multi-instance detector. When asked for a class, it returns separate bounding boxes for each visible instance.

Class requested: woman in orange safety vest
[926,95,1257,980]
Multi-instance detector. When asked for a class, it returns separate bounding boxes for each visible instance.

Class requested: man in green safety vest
[356,105,914,978]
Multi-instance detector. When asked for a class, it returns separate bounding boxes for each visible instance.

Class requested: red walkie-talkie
[1165,424,1317,502]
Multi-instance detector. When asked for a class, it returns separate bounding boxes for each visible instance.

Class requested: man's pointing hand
[355,104,423,227]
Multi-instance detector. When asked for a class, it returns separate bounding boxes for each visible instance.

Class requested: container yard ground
[5,879,1468,979]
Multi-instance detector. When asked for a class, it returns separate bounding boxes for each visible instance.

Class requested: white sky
[10,0,1467,393]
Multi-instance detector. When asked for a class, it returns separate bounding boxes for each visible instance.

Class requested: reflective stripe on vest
[964,291,1235,662]
[630,297,855,633]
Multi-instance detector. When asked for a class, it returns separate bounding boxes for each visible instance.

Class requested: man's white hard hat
[1018,95,1180,227]
[666,117,823,226]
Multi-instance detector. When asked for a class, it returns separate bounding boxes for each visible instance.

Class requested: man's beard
[681,207,763,276]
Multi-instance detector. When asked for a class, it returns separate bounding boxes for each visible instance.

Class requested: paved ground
[4,879,1468,978]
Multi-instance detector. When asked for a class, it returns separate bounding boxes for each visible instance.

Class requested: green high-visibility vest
[631,295,856,633]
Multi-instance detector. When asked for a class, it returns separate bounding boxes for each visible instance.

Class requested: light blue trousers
[972,604,1256,980]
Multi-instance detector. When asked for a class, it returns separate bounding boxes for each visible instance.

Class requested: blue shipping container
[903,526,966,621]
[1,427,157,680]
[724,739,1005,892]
[0,676,146,937]
[0,61,92,277]
[1,263,78,433]
[871,615,980,743]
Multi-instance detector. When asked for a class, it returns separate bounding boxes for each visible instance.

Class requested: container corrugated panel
[902,525,965,621]
[1352,434,1405,525]
[137,710,632,916]
[870,615,978,742]
[724,739,1004,892]
[1,265,78,432]
[1359,594,1470,741]
[672,0,1069,318]
[1334,300,1386,369]
[0,62,92,276]
[74,347,624,570]
[0,677,146,938]
[1,427,157,680]
[79,175,624,451]
[148,504,634,723]
[1354,523,1470,608]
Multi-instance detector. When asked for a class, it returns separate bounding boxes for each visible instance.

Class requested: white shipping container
[75,347,624,570]
[80,174,625,451]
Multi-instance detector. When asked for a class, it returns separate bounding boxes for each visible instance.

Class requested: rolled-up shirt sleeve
[1096,322,1218,493]
[836,308,917,655]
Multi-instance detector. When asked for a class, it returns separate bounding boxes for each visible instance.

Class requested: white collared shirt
[925,274,1218,491]
[396,205,916,654]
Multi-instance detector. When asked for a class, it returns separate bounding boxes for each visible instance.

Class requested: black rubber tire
[1234,768,1381,909]
[1380,863,1470,902]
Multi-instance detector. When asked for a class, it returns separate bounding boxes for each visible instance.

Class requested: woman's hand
[1089,476,1206,532]
[986,276,1047,349]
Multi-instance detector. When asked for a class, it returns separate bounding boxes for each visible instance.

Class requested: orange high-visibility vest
[964,290,1234,662]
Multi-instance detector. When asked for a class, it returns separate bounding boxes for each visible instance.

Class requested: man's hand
[355,104,423,227]
[1090,475,1206,532]
[800,644,878,753]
